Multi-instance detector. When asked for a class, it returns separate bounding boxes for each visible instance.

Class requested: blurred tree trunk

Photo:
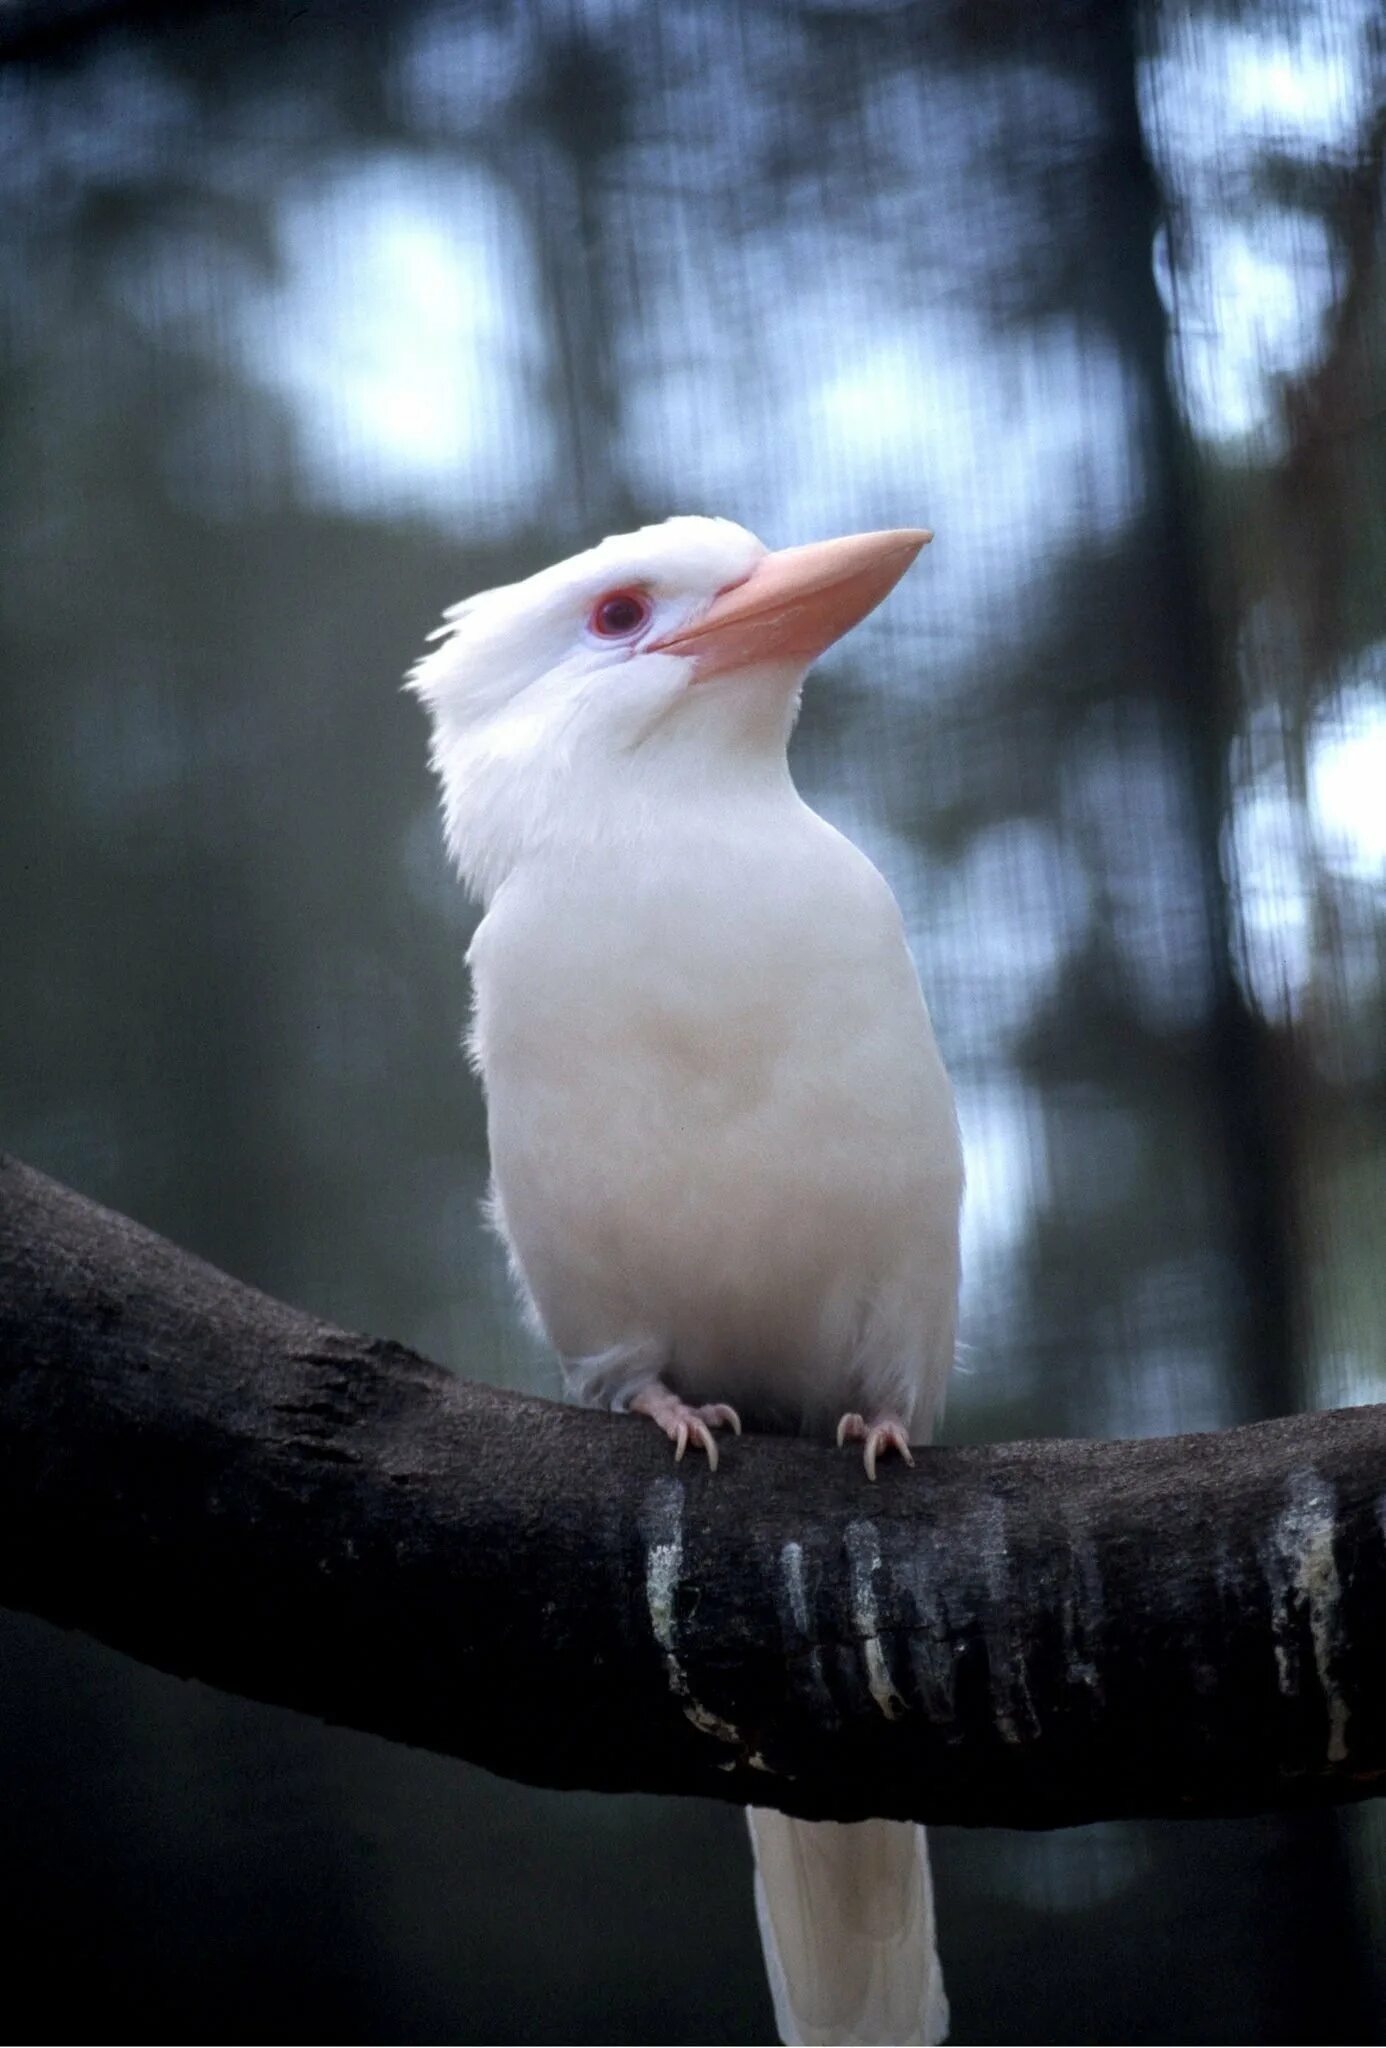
[1095,8,1380,2039]
[1096,0,1304,1428]
[509,23,639,544]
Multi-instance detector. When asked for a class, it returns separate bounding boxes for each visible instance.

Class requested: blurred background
[1,0,1383,2040]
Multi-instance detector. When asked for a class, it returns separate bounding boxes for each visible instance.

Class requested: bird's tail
[747,1809,948,2047]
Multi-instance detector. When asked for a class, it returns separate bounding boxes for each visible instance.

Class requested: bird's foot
[629,1384,742,1472]
[836,1411,915,1482]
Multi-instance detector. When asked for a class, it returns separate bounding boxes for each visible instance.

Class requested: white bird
[408,515,963,2048]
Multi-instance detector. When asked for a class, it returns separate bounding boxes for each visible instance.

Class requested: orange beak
[648,527,931,681]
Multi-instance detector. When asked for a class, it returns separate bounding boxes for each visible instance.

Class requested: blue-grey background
[1,0,1383,2040]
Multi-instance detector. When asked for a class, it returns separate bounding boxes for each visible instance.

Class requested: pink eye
[589,589,652,639]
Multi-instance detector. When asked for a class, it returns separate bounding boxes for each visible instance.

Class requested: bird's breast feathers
[466,810,961,1419]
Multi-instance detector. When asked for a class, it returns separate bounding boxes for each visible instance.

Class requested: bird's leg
[628,1381,742,1472]
[836,1410,915,1482]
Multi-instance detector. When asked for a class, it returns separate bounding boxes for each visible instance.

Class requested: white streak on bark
[1266,1471,1350,1766]
[846,1520,906,1720]
[782,1539,811,1636]
[641,1477,770,1768]
[974,1497,1040,1744]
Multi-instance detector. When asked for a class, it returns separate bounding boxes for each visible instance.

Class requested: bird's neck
[438,718,798,906]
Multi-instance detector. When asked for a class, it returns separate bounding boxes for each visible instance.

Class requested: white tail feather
[748,1811,948,2047]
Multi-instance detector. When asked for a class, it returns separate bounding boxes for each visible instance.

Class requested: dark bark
[2,1149,1385,1830]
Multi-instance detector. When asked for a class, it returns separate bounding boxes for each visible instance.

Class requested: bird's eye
[589,589,652,639]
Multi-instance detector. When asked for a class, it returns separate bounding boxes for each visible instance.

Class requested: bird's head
[407,514,928,899]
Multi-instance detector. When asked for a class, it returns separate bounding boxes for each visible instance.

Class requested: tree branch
[2,1150,1384,1829]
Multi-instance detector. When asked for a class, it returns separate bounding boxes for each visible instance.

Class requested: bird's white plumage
[411,515,962,2047]
[751,1809,949,2047]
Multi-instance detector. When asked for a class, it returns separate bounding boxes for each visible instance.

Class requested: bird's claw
[673,1416,715,1468]
[631,1387,742,1472]
[700,1402,742,1436]
[836,1411,915,1481]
